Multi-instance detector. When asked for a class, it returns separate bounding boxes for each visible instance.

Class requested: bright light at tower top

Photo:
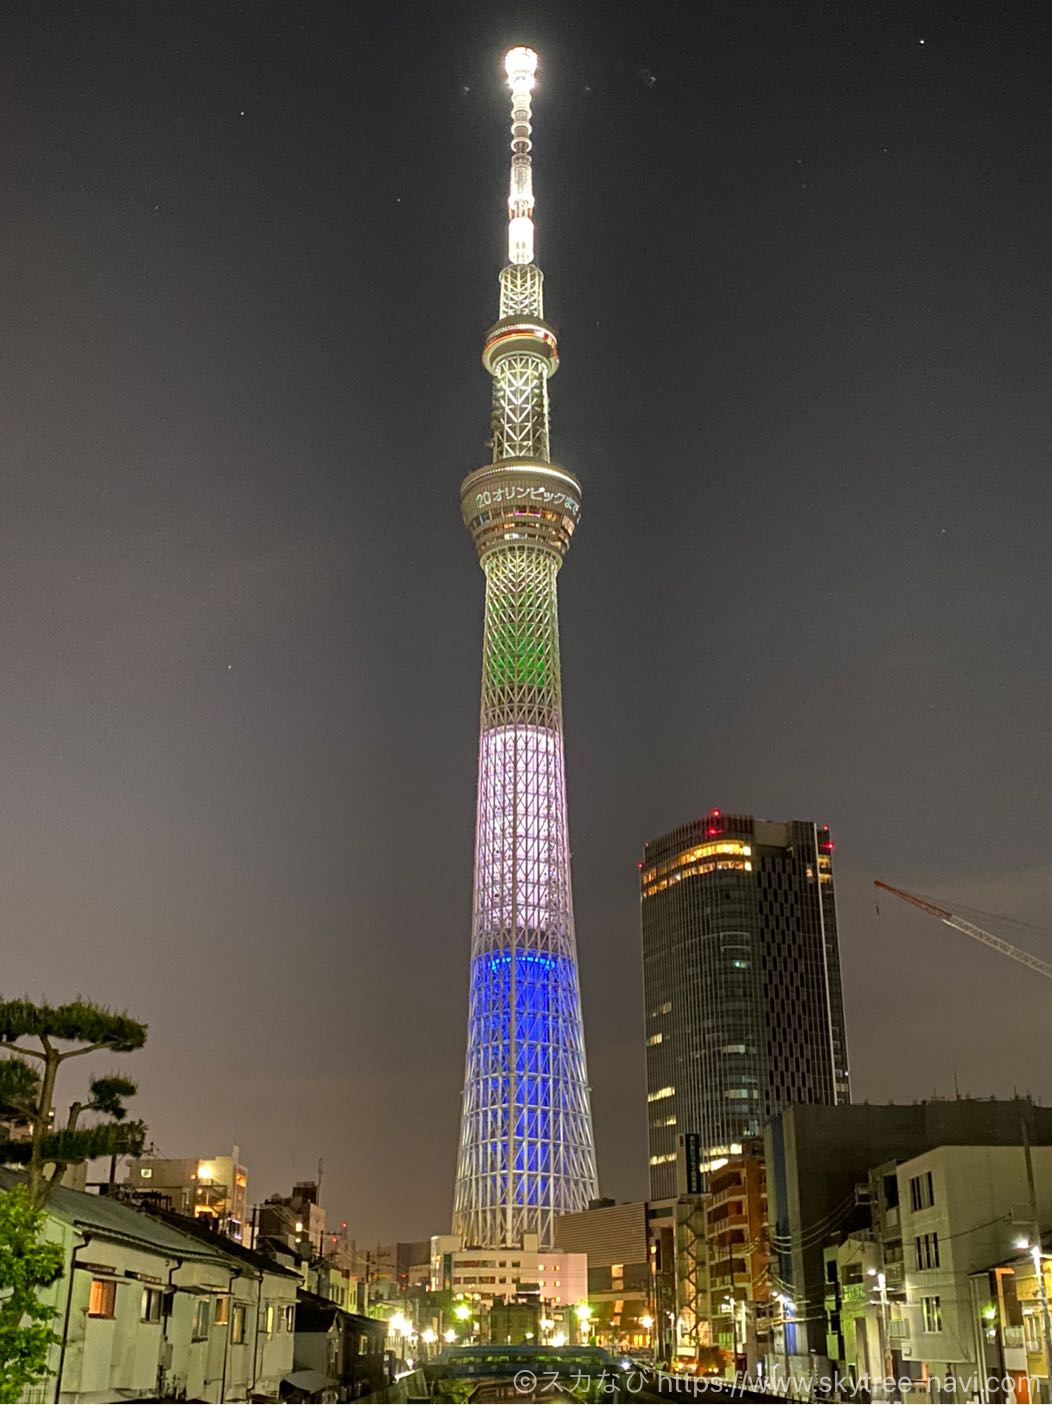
[504,46,539,266]
[504,46,538,88]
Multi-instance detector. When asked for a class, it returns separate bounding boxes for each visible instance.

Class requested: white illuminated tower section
[453,47,599,1250]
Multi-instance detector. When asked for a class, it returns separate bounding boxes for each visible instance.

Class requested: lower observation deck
[461,459,581,561]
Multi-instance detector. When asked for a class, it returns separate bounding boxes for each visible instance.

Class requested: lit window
[88,1279,117,1318]
[140,1287,163,1323]
[214,1297,230,1326]
[922,1296,942,1333]
[659,1002,672,1015]
[265,1304,276,1339]
[647,1086,674,1103]
[649,1152,676,1165]
[284,1304,295,1332]
[646,1033,663,1047]
[139,1168,153,1180]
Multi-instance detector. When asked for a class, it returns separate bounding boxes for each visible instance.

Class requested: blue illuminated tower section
[453,47,599,1249]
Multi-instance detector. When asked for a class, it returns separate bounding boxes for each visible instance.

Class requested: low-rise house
[290,1292,388,1401]
[1,1168,298,1403]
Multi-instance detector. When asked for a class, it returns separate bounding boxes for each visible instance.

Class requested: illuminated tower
[452,47,599,1249]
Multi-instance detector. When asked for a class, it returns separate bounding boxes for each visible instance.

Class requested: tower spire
[504,46,538,266]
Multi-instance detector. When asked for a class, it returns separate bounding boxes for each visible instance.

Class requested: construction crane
[874,880,1052,981]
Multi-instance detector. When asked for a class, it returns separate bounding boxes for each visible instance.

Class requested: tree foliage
[0,1185,63,1404]
[0,998,148,1208]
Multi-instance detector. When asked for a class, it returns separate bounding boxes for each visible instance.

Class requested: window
[214,1296,229,1326]
[646,1033,663,1047]
[910,1171,935,1211]
[264,1304,276,1339]
[139,1167,153,1179]
[921,1296,942,1333]
[140,1288,163,1323]
[1025,1312,1041,1352]
[230,1304,247,1345]
[647,1086,674,1103]
[915,1233,940,1269]
[88,1279,117,1318]
[192,1298,211,1341]
[283,1304,295,1332]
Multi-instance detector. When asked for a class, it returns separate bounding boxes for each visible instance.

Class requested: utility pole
[1023,1112,1052,1404]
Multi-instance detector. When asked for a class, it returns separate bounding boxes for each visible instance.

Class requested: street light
[639,1311,654,1352]
[1029,1246,1052,1405]
[443,1329,457,1344]
[868,1269,892,1397]
[453,1303,472,1322]
[1016,1239,1052,1404]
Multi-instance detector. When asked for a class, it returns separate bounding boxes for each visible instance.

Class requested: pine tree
[0,999,147,1208]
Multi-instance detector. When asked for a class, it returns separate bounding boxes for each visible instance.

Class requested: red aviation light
[710,808,721,817]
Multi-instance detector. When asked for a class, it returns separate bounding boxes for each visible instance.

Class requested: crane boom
[875,880,1052,981]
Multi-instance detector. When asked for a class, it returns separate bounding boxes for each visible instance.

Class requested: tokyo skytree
[452,46,599,1250]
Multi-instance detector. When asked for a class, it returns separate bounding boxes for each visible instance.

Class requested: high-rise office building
[640,812,850,1198]
[451,47,599,1249]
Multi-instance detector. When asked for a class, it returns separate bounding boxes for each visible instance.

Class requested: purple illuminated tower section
[452,46,599,1249]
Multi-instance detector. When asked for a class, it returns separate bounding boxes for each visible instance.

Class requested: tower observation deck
[452,47,599,1250]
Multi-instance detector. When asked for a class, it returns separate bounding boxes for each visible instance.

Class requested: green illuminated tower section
[453,46,599,1250]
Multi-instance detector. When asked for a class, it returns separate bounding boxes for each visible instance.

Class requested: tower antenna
[504,46,538,266]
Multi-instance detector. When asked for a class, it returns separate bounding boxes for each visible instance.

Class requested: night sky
[4,0,1051,1245]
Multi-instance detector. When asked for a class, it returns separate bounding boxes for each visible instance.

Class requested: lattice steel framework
[453,47,599,1249]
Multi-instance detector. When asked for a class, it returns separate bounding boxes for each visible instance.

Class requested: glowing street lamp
[443,1329,457,1344]
[453,1303,472,1322]
[639,1314,654,1332]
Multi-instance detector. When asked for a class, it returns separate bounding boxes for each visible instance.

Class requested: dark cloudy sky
[4,0,1051,1245]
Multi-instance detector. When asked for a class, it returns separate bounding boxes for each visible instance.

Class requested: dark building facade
[555,1199,650,1346]
[641,812,850,1198]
